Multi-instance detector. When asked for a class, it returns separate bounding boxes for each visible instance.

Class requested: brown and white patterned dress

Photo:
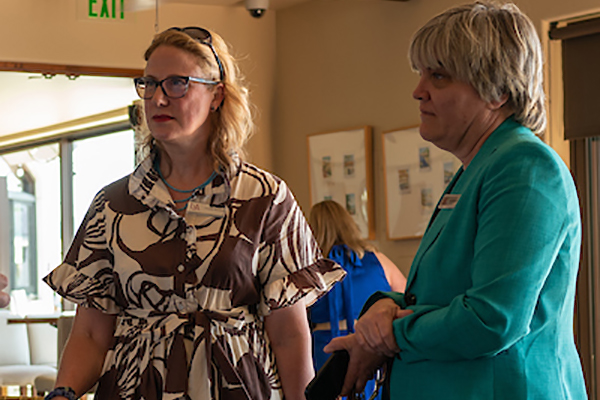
[44,154,345,400]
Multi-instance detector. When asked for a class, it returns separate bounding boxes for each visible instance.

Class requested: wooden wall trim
[0,61,143,78]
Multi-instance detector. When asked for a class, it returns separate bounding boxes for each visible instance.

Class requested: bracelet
[44,386,78,400]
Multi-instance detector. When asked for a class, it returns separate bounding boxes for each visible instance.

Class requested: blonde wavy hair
[141,28,254,177]
[409,1,546,133]
[308,200,375,258]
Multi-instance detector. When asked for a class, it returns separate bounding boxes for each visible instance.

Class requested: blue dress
[309,244,391,400]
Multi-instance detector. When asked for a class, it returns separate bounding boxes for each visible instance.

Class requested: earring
[210,106,216,112]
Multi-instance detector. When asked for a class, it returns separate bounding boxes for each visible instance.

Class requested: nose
[151,84,169,106]
[412,75,428,101]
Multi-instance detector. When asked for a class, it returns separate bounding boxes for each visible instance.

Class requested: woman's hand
[0,273,10,308]
[354,298,413,357]
[324,333,388,397]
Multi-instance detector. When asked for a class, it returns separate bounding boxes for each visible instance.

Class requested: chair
[0,311,57,396]
[33,313,75,396]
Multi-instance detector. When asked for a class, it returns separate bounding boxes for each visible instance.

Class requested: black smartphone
[305,350,350,400]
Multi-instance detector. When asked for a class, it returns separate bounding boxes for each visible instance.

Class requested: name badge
[187,202,226,218]
[438,194,461,209]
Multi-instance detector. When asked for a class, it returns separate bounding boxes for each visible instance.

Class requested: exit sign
[88,0,125,19]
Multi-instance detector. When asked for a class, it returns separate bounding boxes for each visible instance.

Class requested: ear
[211,83,225,110]
[487,93,509,111]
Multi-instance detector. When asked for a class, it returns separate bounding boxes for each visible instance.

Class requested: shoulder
[235,161,281,188]
[372,251,395,268]
[100,174,149,215]
[475,124,579,218]
[489,125,565,172]
[483,125,574,194]
[373,251,407,292]
[231,162,293,201]
[104,175,131,194]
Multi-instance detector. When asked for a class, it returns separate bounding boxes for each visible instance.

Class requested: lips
[152,115,174,122]
[420,108,434,116]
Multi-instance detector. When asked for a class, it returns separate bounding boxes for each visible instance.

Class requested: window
[72,130,135,231]
[0,121,135,315]
[9,169,39,295]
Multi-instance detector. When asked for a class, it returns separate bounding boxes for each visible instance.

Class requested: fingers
[0,292,9,309]
[354,320,381,350]
[339,352,366,397]
[354,299,404,357]
[0,274,9,308]
[360,320,397,357]
[396,308,414,319]
[338,340,388,398]
[323,336,349,354]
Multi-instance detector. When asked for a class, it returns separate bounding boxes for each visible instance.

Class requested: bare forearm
[272,331,313,400]
[54,332,111,396]
[265,301,313,400]
[52,307,116,397]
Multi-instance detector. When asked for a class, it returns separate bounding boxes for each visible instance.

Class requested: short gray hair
[409,1,546,133]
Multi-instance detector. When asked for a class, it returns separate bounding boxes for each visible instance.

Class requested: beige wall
[0,0,276,170]
[274,0,600,277]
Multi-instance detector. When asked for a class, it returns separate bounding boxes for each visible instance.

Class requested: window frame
[0,61,142,309]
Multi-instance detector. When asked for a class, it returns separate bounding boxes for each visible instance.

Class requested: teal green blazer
[366,118,587,399]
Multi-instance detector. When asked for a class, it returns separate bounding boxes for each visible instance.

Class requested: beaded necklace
[155,160,217,212]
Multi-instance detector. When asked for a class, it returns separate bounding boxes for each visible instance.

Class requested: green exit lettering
[89,0,124,19]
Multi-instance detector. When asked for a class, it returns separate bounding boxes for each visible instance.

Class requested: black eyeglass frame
[133,75,219,100]
[168,26,225,82]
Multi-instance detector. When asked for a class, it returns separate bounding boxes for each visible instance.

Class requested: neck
[157,150,215,193]
[457,111,512,168]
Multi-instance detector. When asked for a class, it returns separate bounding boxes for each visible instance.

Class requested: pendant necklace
[155,161,217,211]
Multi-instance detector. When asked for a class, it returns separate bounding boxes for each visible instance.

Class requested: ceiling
[130,0,408,12]
[131,0,313,11]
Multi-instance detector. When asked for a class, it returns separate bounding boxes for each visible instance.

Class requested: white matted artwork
[382,126,460,240]
[307,126,374,239]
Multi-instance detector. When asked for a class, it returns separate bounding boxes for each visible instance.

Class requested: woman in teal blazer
[325,2,587,399]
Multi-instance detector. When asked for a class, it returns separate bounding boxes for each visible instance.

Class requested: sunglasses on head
[168,26,225,82]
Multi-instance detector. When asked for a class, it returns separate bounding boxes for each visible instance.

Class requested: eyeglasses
[133,75,219,100]
[168,26,225,82]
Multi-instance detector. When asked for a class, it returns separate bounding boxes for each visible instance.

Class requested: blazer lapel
[404,117,523,291]
[405,167,463,288]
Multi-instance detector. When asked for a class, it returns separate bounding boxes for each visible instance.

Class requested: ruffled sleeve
[257,181,345,316]
[43,189,123,314]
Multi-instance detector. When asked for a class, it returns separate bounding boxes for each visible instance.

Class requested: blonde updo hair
[409,1,546,133]
[308,200,375,258]
[141,28,254,177]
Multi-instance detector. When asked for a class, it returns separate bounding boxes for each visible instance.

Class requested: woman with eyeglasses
[43,27,344,400]
[325,2,587,400]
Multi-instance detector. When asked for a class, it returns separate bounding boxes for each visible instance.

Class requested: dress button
[177,265,185,273]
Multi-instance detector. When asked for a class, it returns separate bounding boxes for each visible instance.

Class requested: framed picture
[382,126,460,240]
[307,126,375,239]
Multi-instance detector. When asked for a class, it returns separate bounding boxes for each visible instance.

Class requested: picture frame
[307,126,375,239]
[382,126,459,240]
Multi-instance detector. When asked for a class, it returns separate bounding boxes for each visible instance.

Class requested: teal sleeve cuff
[359,291,407,317]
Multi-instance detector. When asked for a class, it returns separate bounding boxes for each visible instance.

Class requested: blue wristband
[45,387,77,400]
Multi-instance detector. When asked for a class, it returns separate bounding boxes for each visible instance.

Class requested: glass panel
[0,143,61,314]
[72,130,135,231]
[10,193,36,293]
